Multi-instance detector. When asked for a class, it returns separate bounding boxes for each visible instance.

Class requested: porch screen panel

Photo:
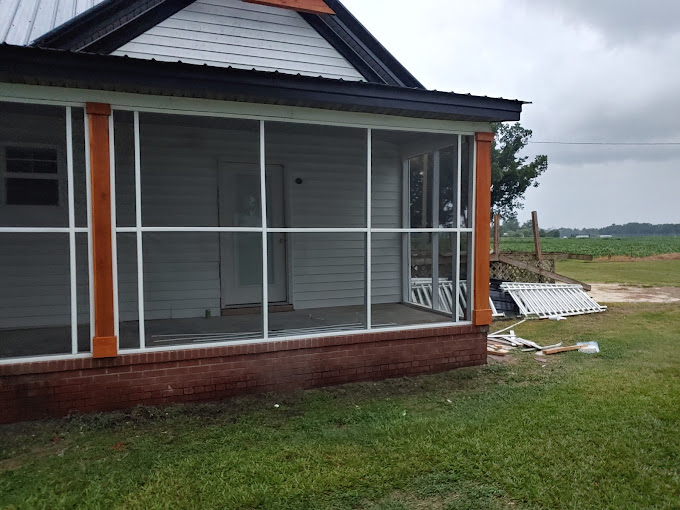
[460,136,475,228]
[141,232,263,348]
[269,233,366,337]
[76,233,92,352]
[117,232,140,349]
[0,234,71,358]
[265,122,367,229]
[370,129,471,326]
[436,232,456,315]
[138,113,260,228]
[114,111,137,228]
[72,108,89,229]
[0,102,91,359]
[459,233,473,321]
[371,233,448,329]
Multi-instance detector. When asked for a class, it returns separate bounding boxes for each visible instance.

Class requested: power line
[529,141,680,146]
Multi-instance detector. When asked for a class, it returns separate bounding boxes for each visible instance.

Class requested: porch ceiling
[0,44,525,123]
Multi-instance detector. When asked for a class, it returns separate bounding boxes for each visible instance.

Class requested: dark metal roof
[30,0,423,87]
[0,44,524,122]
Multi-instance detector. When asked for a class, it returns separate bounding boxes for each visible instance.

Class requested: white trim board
[0,84,492,135]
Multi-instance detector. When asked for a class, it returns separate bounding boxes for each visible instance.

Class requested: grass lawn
[2,303,680,509]
[557,259,680,287]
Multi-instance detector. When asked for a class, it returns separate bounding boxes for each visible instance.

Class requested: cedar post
[87,103,117,358]
[473,132,494,326]
[532,211,543,261]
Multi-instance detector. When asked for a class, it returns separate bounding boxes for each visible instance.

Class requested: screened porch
[0,101,476,359]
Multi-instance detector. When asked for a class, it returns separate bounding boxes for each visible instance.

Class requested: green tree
[491,123,548,217]
[500,214,520,234]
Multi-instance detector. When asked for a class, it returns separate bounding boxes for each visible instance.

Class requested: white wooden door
[219,163,287,307]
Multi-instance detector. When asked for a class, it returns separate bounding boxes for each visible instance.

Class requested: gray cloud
[521,0,680,44]
[342,0,680,227]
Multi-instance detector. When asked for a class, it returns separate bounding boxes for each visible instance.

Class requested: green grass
[2,304,680,509]
[497,236,680,258]
[557,259,680,287]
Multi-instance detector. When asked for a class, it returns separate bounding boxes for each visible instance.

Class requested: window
[3,146,60,205]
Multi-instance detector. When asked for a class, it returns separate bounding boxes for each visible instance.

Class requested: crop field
[497,236,680,258]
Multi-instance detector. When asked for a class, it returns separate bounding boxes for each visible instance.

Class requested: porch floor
[1,304,450,358]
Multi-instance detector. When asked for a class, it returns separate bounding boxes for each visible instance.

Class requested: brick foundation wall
[0,325,487,424]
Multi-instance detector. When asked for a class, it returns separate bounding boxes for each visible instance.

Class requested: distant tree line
[559,223,680,237]
[499,220,680,238]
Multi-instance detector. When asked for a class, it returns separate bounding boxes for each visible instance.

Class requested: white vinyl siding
[112,0,366,81]
[371,139,403,304]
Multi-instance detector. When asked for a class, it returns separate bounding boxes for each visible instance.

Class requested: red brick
[0,325,487,423]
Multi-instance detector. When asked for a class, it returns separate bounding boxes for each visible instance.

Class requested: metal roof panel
[0,0,105,45]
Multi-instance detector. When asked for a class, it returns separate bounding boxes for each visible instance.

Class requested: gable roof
[28,0,424,88]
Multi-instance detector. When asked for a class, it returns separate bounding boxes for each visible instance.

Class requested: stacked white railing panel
[500,283,606,318]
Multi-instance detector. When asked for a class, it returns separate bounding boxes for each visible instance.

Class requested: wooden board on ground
[544,345,584,355]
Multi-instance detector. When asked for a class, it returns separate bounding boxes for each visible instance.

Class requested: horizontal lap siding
[372,141,402,304]
[267,129,402,309]
[111,0,365,81]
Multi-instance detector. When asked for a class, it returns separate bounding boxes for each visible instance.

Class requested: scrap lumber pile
[487,322,562,355]
[487,320,601,357]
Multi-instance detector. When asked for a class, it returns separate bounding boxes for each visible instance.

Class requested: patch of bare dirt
[595,253,680,262]
[588,284,680,303]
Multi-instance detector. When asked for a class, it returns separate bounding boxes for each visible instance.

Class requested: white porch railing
[411,278,503,318]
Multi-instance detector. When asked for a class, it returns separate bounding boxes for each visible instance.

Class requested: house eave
[0,45,525,122]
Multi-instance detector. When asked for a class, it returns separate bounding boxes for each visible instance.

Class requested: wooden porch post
[473,132,494,326]
[87,103,117,358]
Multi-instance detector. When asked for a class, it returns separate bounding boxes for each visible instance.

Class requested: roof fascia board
[309,0,424,88]
[300,14,386,84]
[0,45,523,122]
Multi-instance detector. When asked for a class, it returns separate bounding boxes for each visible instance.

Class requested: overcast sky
[342,0,680,228]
